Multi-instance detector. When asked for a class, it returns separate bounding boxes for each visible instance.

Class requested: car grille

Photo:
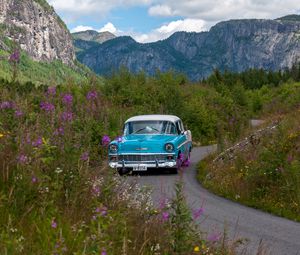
[119,154,167,162]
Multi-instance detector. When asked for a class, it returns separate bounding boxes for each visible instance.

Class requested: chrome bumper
[109,161,177,169]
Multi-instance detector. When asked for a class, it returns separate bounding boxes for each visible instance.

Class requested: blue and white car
[108,115,192,174]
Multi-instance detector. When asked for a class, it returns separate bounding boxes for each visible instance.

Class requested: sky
[47,0,300,43]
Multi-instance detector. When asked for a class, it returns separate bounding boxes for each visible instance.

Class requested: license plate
[133,165,147,171]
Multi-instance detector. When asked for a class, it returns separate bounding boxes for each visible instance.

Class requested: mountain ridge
[77,15,300,80]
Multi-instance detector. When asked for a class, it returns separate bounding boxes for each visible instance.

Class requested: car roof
[125,115,180,123]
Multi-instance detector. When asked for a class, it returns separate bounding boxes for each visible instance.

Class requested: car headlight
[109,144,118,153]
[165,143,174,152]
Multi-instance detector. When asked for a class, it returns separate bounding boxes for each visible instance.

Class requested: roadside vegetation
[1,45,300,253]
[198,80,300,222]
[0,79,247,254]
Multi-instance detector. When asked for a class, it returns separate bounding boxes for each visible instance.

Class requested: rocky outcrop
[0,0,75,65]
[72,30,116,52]
[77,16,300,80]
[72,30,116,44]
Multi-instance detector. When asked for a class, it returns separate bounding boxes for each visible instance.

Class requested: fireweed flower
[159,197,169,210]
[53,127,64,136]
[51,219,57,229]
[40,102,55,112]
[15,110,23,117]
[193,207,204,220]
[31,176,37,183]
[47,86,56,96]
[207,232,221,243]
[179,152,184,161]
[62,94,73,106]
[9,49,20,63]
[17,154,28,164]
[80,152,89,161]
[162,211,169,222]
[61,111,73,122]
[115,136,122,143]
[92,185,100,196]
[32,137,43,147]
[96,206,108,216]
[86,90,98,100]
[102,135,111,146]
[101,249,107,255]
[0,101,14,110]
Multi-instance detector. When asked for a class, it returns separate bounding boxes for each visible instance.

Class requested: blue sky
[47,0,300,43]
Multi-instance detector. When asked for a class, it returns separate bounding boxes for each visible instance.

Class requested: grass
[0,79,252,254]
[198,109,300,222]
[0,49,92,85]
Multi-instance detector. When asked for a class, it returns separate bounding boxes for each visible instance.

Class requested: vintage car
[108,115,192,174]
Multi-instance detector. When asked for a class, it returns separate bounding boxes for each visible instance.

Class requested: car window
[164,121,177,134]
[175,121,181,134]
[179,120,185,132]
[124,121,177,135]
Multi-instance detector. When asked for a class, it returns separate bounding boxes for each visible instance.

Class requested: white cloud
[48,0,300,43]
[71,25,94,33]
[148,4,173,16]
[47,0,300,22]
[48,0,154,19]
[132,19,207,43]
[99,22,118,33]
[147,0,300,22]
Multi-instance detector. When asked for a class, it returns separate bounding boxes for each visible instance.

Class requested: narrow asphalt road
[130,146,300,255]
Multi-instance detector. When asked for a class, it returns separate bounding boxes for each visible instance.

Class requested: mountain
[72,30,116,52]
[0,0,75,65]
[77,16,300,81]
[72,30,116,44]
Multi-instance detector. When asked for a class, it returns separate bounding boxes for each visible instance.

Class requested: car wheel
[117,168,129,176]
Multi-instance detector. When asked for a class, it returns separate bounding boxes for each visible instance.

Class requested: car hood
[118,135,177,153]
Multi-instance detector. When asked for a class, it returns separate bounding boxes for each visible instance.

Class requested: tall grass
[198,110,300,221]
[0,80,248,254]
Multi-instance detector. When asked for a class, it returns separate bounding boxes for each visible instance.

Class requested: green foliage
[0,78,240,254]
[0,45,92,85]
[170,181,196,253]
[199,110,300,222]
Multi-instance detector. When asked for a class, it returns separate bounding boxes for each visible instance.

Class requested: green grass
[0,79,245,254]
[198,105,300,222]
[0,47,94,85]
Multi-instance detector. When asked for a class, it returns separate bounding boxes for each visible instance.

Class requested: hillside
[0,0,95,84]
[0,0,75,65]
[77,16,300,81]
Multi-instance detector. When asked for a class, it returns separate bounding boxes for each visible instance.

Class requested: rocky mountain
[77,15,300,80]
[72,30,116,44]
[0,0,75,65]
[72,30,116,52]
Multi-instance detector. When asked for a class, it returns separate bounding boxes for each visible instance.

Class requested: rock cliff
[0,0,75,65]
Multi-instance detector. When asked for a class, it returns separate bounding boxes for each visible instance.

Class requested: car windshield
[124,121,177,135]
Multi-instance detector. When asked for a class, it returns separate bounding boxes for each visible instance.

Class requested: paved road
[130,146,300,255]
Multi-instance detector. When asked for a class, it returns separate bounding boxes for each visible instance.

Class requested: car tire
[117,168,128,176]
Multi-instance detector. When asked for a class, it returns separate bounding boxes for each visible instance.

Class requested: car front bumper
[109,161,177,169]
